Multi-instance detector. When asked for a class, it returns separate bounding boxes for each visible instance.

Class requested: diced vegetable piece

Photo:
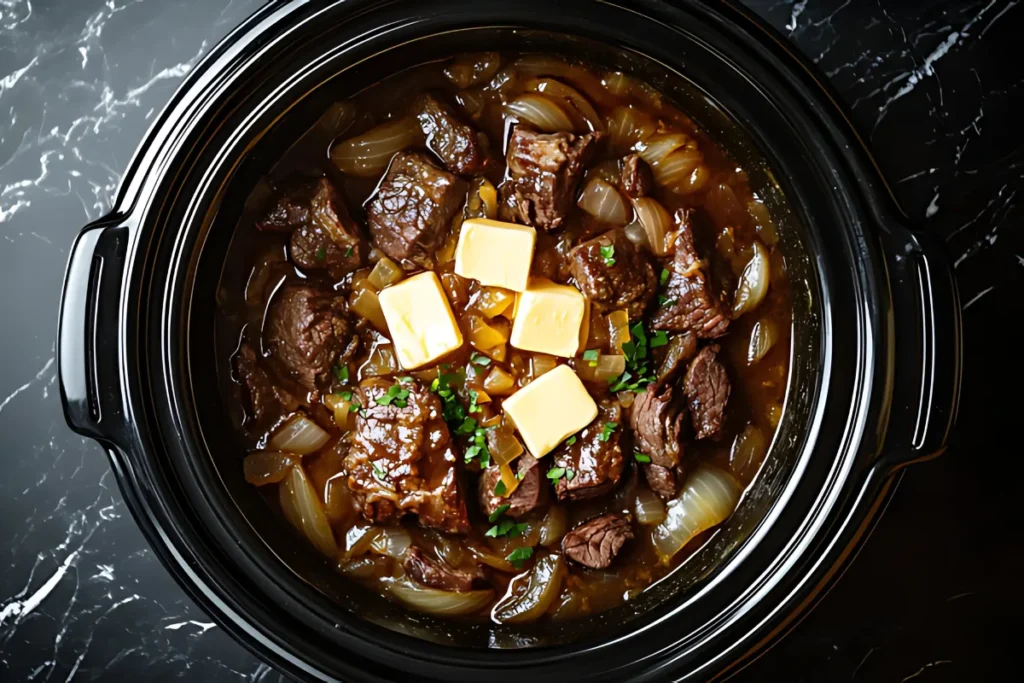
[483,366,516,395]
[577,178,629,225]
[483,343,507,362]
[331,117,424,176]
[279,464,338,556]
[323,393,353,430]
[538,506,567,547]
[632,197,672,256]
[498,461,521,496]
[651,466,740,560]
[270,414,330,455]
[575,353,626,383]
[369,526,413,559]
[489,427,524,467]
[608,310,630,352]
[389,580,494,616]
[473,286,517,318]
[362,344,398,377]
[243,451,297,486]
[491,553,566,623]
[368,257,404,290]
[529,354,558,380]
[349,287,389,333]
[467,314,510,350]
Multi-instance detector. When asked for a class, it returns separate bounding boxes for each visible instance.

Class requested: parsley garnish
[371,462,387,482]
[566,468,576,481]
[316,247,326,261]
[468,390,482,414]
[338,390,353,401]
[649,330,669,348]
[463,426,493,467]
[345,245,354,258]
[582,349,599,366]
[598,422,618,442]
[456,416,477,435]
[375,381,411,408]
[470,352,492,367]
[546,467,566,481]
[659,268,670,286]
[600,244,616,267]
[506,546,534,568]
[488,503,511,523]
[432,367,492,466]
[609,322,657,393]
[494,479,508,496]
[487,520,527,538]
[657,294,676,307]
[565,435,577,446]
[634,452,652,463]
[333,364,349,382]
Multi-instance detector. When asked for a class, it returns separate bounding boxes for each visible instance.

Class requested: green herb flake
[456,417,477,435]
[565,468,576,481]
[468,390,482,414]
[649,330,669,348]
[634,452,652,463]
[507,522,528,539]
[506,546,534,568]
[600,244,616,267]
[338,390,353,401]
[316,247,327,261]
[598,422,618,442]
[345,245,354,258]
[470,352,492,367]
[565,435,577,446]
[371,462,387,482]
[488,503,511,523]
[582,349,599,366]
[659,268,670,286]
[546,467,566,481]
[494,479,508,496]
[334,365,350,382]
[375,381,411,408]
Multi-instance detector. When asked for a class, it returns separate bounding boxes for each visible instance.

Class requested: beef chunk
[257,179,362,279]
[265,285,359,392]
[684,345,731,439]
[403,546,477,592]
[562,512,634,569]
[366,152,467,265]
[643,463,679,500]
[415,93,487,175]
[650,210,730,338]
[654,331,698,390]
[501,125,601,231]
[552,404,624,501]
[478,454,543,520]
[343,379,469,533]
[630,385,687,468]
[620,154,653,199]
[234,342,298,425]
[568,229,657,318]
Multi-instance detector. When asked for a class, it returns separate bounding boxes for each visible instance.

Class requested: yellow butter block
[454,218,537,292]
[502,364,598,458]
[378,271,463,369]
[510,277,587,358]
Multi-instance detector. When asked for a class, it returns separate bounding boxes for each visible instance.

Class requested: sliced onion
[747,199,779,246]
[677,163,711,195]
[455,88,487,120]
[577,178,629,225]
[732,241,770,317]
[651,148,703,193]
[538,506,567,548]
[575,354,626,383]
[603,71,635,97]
[343,524,382,558]
[527,78,604,132]
[270,414,330,455]
[465,177,499,220]
[506,94,575,133]
[389,579,494,616]
[368,257,404,290]
[608,310,630,351]
[338,555,391,580]
[506,56,611,106]
[467,314,510,350]
[434,534,466,568]
[466,540,518,572]
[491,552,566,624]
[370,527,413,559]
[651,465,741,560]
[323,474,355,526]
[361,343,398,377]
[730,424,767,483]
[489,427,524,467]
[634,488,667,526]
[243,451,297,486]
[444,52,501,88]
[605,106,657,154]
[330,117,423,176]
[350,287,389,333]
[637,133,692,166]
[322,393,353,431]
[632,197,672,256]
[623,220,651,252]
[483,367,516,397]
[314,101,357,140]
[747,318,778,365]
[279,464,338,557]
[529,355,558,380]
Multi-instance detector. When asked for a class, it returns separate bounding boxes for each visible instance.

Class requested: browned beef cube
[501,125,601,231]
[478,454,543,520]
[642,463,679,500]
[629,384,688,468]
[265,285,359,393]
[650,209,730,337]
[684,344,731,439]
[415,93,487,175]
[562,512,634,569]
[568,228,657,319]
[233,342,298,426]
[366,152,467,265]
[343,379,470,534]
[552,404,624,502]
[620,153,653,199]
[402,546,479,592]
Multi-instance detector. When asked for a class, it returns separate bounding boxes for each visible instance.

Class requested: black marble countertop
[1,0,1021,680]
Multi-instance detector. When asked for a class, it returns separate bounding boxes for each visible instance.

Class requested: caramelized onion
[732,241,770,317]
[389,580,494,616]
[623,220,651,252]
[343,524,382,558]
[507,56,610,106]
[538,506,568,548]
[575,354,626,383]
[491,552,566,624]
[362,343,398,377]
[368,257,404,290]
[506,94,575,133]
[730,424,767,483]
[651,466,740,560]
[370,527,413,559]
[527,78,604,132]
[577,178,629,225]
[484,367,516,395]
[444,52,501,88]
[608,310,630,351]
[467,315,510,350]
[637,133,692,166]
[330,117,423,176]
[605,106,657,154]
[747,318,778,365]
[270,414,330,455]
[279,464,338,557]
[243,451,297,486]
[338,555,391,579]
[489,427,524,467]
[349,287,389,333]
[634,488,667,526]
[313,101,357,140]
[632,197,672,256]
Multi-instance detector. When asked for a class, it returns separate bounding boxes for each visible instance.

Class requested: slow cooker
[57,1,962,680]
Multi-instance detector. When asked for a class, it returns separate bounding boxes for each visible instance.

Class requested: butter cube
[510,278,587,358]
[454,218,537,292]
[378,271,464,369]
[503,364,598,458]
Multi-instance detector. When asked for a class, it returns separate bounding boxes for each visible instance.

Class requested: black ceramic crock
[56,1,962,681]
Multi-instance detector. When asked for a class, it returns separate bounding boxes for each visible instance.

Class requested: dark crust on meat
[478,454,543,519]
[568,228,657,319]
[366,152,467,265]
[234,342,298,426]
[264,285,359,393]
[415,92,488,175]
[643,463,679,500]
[501,125,602,231]
[553,404,624,502]
[650,210,730,337]
[621,154,654,199]
[343,379,469,533]
[629,385,687,468]
[403,546,477,592]
[562,512,634,569]
[684,345,731,439]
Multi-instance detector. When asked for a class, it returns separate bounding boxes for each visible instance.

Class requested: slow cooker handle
[57,221,129,444]
[881,226,963,471]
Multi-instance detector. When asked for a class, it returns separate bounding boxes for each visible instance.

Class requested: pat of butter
[510,277,587,358]
[378,271,464,369]
[454,218,537,292]
[503,364,598,458]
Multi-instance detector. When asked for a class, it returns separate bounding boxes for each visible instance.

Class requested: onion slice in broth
[270,414,330,456]
[491,552,567,624]
[279,464,338,557]
[651,466,741,560]
[389,580,494,616]
[732,241,770,317]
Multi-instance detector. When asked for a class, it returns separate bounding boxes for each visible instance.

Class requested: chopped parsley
[598,421,618,442]
[470,352,492,367]
[371,462,387,482]
[468,389,482,414]
[487,519,527,538]
[344,245,354,258]
[488,503,511,523]
[657,294,676,307]
[546,467,566,481]
[494,479,508,496]
[566,469,576,481]
[659,268,670,286]
[333,364,349,383]
[432,369,468,425]
[565,435,577,446]
[375,381,411,408]
[463,426,493,467]
[506,546,534,568]
[634,452,652,463]
[609,321,657,393]
[600,244,616,267]
[456,416,477,435]
[582,349,599,366]
[338,390,353,401]
[649,330,669,348]
[316,247,327,261]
